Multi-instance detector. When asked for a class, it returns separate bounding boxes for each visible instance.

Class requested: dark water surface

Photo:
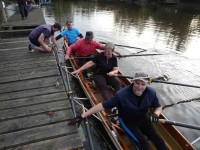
[6,0,200,149]
[44,1,200,149]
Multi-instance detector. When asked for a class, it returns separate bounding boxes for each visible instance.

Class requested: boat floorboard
[0,38,83,149]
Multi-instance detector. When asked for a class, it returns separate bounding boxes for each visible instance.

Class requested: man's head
[104,42,115,58]
[66,21,73,30]
[53,23,61,32]
[85,31,94,43]
[132,72,150,96]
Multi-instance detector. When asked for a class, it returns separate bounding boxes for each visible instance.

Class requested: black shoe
[28,44,34,52]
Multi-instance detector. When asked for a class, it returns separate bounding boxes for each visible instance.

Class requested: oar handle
[159,119,200,130]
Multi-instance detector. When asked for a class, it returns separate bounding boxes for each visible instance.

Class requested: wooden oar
[69,56,93,59]
[118,53,169,57]
[116,74,200,89]
[69,53,169,60]
[152,80,200,88]
[159,119,200,130]
[100,41,148,51]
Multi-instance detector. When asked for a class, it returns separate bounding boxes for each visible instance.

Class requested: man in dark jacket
[68,72,168,150]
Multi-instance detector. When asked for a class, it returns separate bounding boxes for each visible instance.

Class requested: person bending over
[28,23,61,52]
[68,72,168,150]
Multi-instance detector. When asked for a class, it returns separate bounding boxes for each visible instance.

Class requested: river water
[5,0,200,149]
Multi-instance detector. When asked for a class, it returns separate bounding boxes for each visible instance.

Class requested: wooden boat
[63,41,195,150]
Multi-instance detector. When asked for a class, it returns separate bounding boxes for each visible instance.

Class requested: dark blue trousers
[17,0,28,19]
[126,120,168,150]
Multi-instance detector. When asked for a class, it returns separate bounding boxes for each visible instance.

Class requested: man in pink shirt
[65,31,105,60]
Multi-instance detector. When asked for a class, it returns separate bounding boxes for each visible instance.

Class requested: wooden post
[0,1,7,24]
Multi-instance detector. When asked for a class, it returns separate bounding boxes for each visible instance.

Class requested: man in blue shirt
[68,72,168,150]
[55,21,83,46]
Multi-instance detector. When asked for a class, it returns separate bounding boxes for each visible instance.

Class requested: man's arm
[38,33,51,51]
[82,103,105,118]
[107,67,119,76]
[78,33,83,38]
[72,61,95,75]
[65,41,80,60]
[153,106,162,116]
[51,35,59,50]
[68,103,105,126]
[55,34,62,40]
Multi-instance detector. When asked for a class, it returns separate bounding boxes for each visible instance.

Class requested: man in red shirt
[65,31,105,60]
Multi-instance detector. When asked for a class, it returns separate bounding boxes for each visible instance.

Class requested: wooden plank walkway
[0,8,45,37]
[0,37,84,149]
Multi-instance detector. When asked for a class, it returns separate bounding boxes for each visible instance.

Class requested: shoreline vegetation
[104,0,200,10]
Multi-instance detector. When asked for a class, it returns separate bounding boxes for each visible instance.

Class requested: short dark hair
[53,23,61,31]
[66,20,73,25]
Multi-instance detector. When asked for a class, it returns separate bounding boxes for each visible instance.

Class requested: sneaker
[86,73,93,79]
[28,44,34,52]
[88,73,93,78]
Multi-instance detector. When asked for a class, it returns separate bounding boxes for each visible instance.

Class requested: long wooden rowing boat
[63,41,195,150]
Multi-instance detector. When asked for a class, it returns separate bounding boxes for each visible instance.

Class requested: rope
[162,97,200,110]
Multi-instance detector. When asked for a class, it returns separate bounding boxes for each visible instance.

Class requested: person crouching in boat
[71,42,122,100]
[65,31,120,77]
[68,72,168,150]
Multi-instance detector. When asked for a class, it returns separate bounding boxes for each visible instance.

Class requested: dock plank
[0,122,78,149]
[0,100,70,121]
[7,134,83,150]
[0,86,65,101]
[0,76,63,94]
[0,69,59,83]
[0,64,57,77]
[0,92,67,110]
[0,60,57,72]
[0,109,72,135]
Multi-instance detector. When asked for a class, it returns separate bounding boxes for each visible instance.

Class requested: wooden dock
[0,8,84,150]
[0,7,45,38]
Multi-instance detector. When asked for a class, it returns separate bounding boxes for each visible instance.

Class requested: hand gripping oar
[115,74,200,89]
[159,119,200,130]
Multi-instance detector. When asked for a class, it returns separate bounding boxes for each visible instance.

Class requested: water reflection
[40,0,200,148]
